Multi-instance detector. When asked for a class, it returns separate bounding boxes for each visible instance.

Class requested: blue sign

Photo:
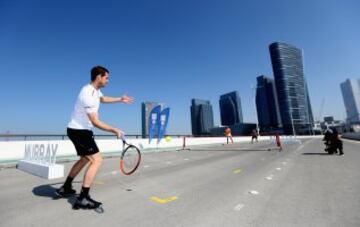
[148,105,161,143]
[157,107,170,144]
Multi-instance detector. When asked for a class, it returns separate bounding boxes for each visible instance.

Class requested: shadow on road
[32,182,62,199]
[32,182,80,207]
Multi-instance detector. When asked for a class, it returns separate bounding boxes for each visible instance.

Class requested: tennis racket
[120,136,141,175]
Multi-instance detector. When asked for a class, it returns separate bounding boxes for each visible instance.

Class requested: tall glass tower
[190,99,214,136]
[269,42,314,134]
[256,75,282,131]
[219,91,243,126]
[340,79,360,124]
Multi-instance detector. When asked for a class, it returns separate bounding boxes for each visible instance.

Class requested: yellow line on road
[150,196,178,204]
[233,169,242,174]
[93,181,105,185]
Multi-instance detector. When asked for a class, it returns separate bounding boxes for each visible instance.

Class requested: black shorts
[67,128,99,156]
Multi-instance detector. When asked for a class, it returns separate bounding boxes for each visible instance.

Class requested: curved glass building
[191,99,214,136]
[269,42,314,134]
[341,79,360,124]
[256,75,282,131]
[219,91,243,126]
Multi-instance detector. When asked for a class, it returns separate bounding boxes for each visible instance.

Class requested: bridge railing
[0,134,191,141]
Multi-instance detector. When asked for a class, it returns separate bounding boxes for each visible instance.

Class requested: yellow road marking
[150,196,178,204]
[233,169,242,174]
[93,181,105,185]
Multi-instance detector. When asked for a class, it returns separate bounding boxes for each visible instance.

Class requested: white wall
[0,135,321,163]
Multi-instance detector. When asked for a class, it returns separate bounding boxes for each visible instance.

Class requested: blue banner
[148,105,161,144]
[157,107,170,144]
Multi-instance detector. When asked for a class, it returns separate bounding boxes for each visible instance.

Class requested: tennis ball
[165,136,172,142]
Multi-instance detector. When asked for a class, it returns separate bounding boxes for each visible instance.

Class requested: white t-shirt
[68,84,103,130]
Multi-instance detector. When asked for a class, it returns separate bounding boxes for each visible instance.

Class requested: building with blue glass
[340,79,360,124]
[219,91,243,126]
[256,75,282,132]
[269,42,314,134]
[190,99,214,136]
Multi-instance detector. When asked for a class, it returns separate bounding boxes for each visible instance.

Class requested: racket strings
[121,145,141,174]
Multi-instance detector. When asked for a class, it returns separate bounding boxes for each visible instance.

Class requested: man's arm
[87,112,123,138]
[100,94,134,104]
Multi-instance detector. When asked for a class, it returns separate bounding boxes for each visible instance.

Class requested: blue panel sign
[157,107,170,144]
[148,105,161,143]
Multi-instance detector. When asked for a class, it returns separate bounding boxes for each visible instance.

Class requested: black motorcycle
[323,131,343,155]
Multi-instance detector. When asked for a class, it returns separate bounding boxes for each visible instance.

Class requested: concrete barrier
[342,132,360,141]
[0,135,322,165]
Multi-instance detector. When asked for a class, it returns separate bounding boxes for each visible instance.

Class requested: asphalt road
[1,138,359,227]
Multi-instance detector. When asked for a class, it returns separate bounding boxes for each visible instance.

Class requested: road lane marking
[276,167,282,171]
[249,190,259,195]
[150,196,178,204]
[234,204,245,211]
[233,169,242,174]
[184,158,190,161]
[101,170,118,177]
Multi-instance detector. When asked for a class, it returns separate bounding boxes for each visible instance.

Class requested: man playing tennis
[56,66,134,210]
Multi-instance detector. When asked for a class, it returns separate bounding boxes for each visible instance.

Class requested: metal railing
[0,134,192,141]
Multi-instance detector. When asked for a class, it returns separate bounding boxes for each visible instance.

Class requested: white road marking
[234,204,245,211]
[276,167,282,171]
[143,165,150,168]
[249,190,259,195]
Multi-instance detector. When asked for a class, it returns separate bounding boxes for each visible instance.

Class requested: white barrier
[15,142,64,179]
[0,135,322,164]
[17,161,64,179]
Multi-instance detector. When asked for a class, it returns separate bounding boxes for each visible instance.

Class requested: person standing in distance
[224,127,234,144]
[56,66,134,210]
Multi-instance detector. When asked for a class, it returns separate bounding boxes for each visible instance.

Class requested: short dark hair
[91,66,109,81]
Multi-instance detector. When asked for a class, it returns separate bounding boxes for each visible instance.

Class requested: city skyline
[1,1,359,135]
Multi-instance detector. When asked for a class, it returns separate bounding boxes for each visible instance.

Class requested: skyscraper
[269,42,314,134]
[190,99,214,136]
[340,79,360,124]
[141,101,164,138]
[256,75,282,131]
[219,91,243,126]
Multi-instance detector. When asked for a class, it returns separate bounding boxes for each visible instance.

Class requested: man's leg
[76,152,102,201]
[338,140,344,155]
[68,157,90,178]
[73,152,103,209]
[83,152,102,188]
[56,157,89,196]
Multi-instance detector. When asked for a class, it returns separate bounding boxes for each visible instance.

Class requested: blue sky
[1,0,359,135]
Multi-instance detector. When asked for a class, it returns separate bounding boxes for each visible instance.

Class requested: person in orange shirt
[224,127,234,144]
